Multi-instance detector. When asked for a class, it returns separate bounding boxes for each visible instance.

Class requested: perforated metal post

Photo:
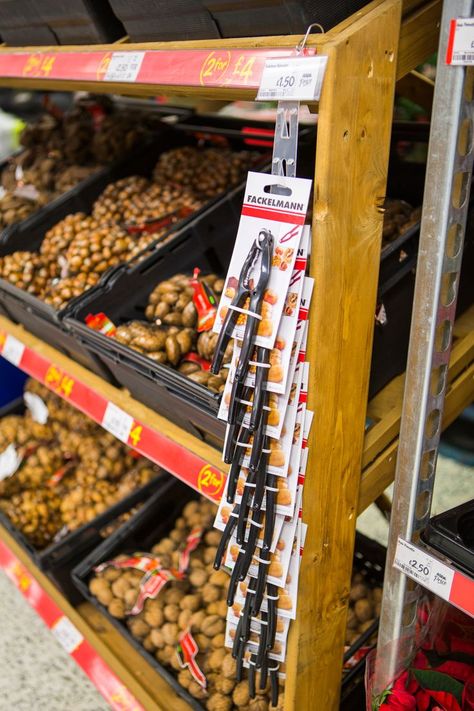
[374,0,474,692]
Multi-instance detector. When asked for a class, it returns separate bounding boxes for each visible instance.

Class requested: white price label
[102,402,133,443]
[0,444,22,480]
[394,538,455,601]
[2,335,25,366]
[446,18,474,64]
[24,392,49,424]
[51,616,83,654]
[104,52,145,82]
[257,56,328,101]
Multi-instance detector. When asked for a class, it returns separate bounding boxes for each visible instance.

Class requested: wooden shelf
[0,0,440,99]
[1,306,472,514]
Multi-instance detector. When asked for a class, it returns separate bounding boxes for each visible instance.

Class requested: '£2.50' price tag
[257,56,328,102]
[393,537,455,601]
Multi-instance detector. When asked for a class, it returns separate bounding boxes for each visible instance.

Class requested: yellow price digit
[129,424,143,448]
[45,364,62,388]
[40,55,55,77]
[232,55,256,83]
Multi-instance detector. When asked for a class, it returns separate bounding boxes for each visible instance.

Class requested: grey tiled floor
[0,456,471,710]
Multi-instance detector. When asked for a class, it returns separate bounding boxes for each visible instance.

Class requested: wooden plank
[284,0,402,709]
[358,358,474,512]
[363,308,474,468]
[396,0,441,80]
[396,69,434,114]
[0,524,172,711]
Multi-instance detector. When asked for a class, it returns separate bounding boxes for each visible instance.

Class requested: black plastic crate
[0,118,268,380]
[422,499,474,578]
[204,0,369,37]
[0,0,57,45]
[108,0,219,41]
[72,478,203,709]
[73,494,384,711]
[31,0,125,45]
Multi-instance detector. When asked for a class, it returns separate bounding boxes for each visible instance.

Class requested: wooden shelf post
[285,1,403,708]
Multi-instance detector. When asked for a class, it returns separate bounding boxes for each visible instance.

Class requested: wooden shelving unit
[0,0,471,709]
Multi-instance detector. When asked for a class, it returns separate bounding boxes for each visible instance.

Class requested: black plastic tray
[108,0,219,42]
[422,499,474,578]
[72,491,384,711]
[0,0,57,45]
[31,0,125,44]
[72,478,203,710]
[108,0,369,41]
[0,118,270,381]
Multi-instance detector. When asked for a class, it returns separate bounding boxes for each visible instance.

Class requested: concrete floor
[0,455,471,711]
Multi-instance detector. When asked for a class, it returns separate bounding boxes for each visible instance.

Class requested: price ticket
[446,18,474,64]
[104,52,145,82]
[101,402,133,443]
[257,56,328,101]
[393,537,455,601]
[2,335,25,366]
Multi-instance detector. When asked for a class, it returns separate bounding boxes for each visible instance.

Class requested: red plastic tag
[94,554,162,575]
[85,313,116,337]
[131,568,185,614]
[179,527,204,573]
[182,352,212,371]
[176,630,207,689]
[190,268,218,332]
[46,463,74,488]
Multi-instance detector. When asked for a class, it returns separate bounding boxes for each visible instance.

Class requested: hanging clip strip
[248,657,257,666]
[265,485,279,492]
[236,440,251,448]
[266,592,279,600]
[229,511,240,519]
[268,661,280,671]
[246,587,256,595]
[253,616,268,625]
[228,304,262,320]
[262,447,271,454]
[244,481,257,488]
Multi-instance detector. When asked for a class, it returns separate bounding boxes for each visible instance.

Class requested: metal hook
[296,23,325,54]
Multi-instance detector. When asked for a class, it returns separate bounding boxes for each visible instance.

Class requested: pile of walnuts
[89,497,282,710]
[110,272,232,393]
[0,146,258,311]
[0,380,160,548]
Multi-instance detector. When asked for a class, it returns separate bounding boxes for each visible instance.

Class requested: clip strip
[249,360,271,368]
[248,658,257,666]
[248,518,264,529]
[244,481,257,488]
[268,662,280,671]
[266,593,279,600]
[246,588,256,595]
[265,486,279,492]
[253,616,268,625]
[262,448,271,454]
[236,440,251,448]
[237,398,254,407]
[254,556,271,565]
[228,304,262,320]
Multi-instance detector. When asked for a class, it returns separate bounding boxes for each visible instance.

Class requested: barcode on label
[257,56,328,102]
[447,18,474,64]
[102,402,133,443]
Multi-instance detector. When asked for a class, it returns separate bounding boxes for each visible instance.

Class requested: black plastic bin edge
[422,498,474,578]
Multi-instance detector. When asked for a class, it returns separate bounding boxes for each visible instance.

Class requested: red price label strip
[0,328,225,502]
[0,540,145,711]
[394,538,474,619]
[0,47,316,89]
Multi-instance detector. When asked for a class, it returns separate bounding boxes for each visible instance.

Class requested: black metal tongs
[210,229,273,426]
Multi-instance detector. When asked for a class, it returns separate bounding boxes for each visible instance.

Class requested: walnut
[215,676,235,695]
[206,693,232,711]
[150,629,165,648]
[180,594,202,611]
[207,647,226,671]
[222,653,236,679]
[164,604,180,622]
[189,567,208,587]
[162,622,179,646]
[202,584,220,604]
[144,603,164,628]
[188,680,207,700]
[233,681,250,706]
[108,599,126,619]
[178,609,192,630]
[201,614,224,638]
[128,618,150,639]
